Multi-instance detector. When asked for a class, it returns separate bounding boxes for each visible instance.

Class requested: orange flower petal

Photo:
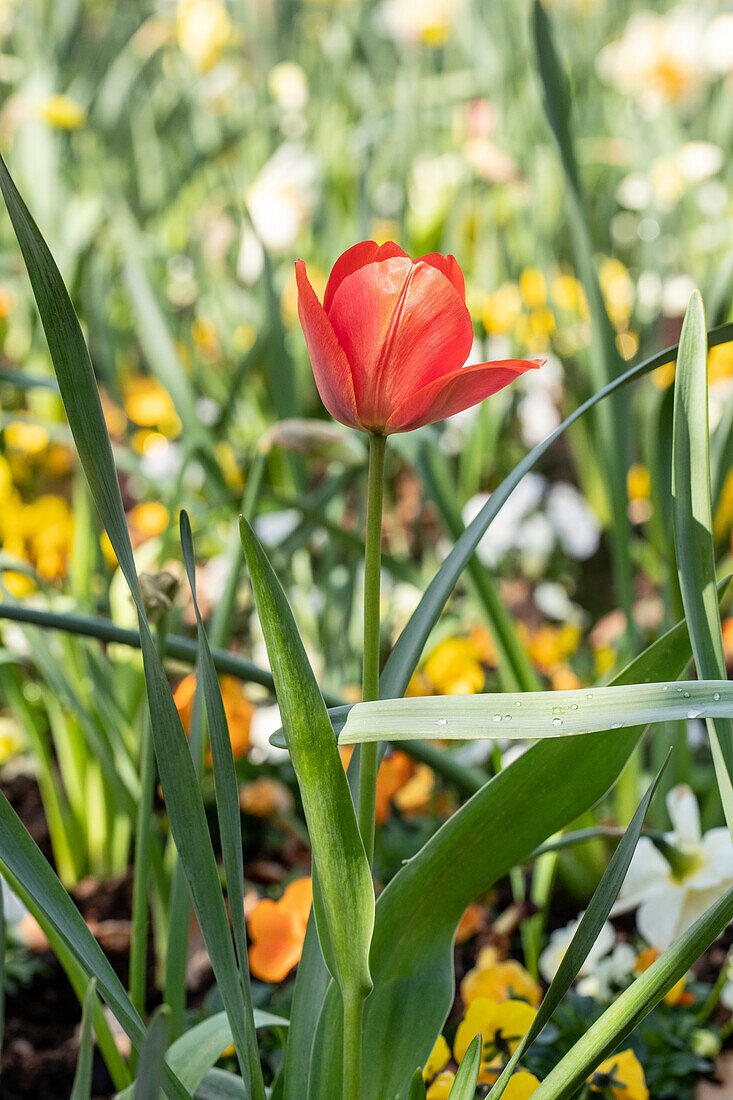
[295,259,359,429]
[248,934,304,982]
[328,257,473,432]
[387,357,542,433]
[282,877,313,927]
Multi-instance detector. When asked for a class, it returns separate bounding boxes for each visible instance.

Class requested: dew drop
[504,715,512,722]
[687,709,700,720]
[662,685,669,692]
[611,722,622,729]
[552,718,562,728]
[552,705,562,715]
[436,719,447,726]
[683,691,690,698]
[493,714,502,722]
[571,704,578,711]
[714,692,721,701]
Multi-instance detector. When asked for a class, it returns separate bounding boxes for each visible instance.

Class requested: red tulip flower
[296,241,542,435]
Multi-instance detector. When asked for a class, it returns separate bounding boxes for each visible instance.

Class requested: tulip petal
[329,257,473,431]
[323,240,408,313]
[418,252,465,300]
[295,259,360,429]
[386,357,542,434]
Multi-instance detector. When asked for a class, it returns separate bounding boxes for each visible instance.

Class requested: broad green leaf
[448,1034,482,1099]
[70,980,97,1100]
[306,595,724,1099]
[195,1069,247,1099]
[116,1010,288,1100]
[134,1006,170,1100]
[380,321,733,703]
[282,912,331,1100]
[672,292,733,832]
[488,760,668,1098]
[531,883,733,1099]
[239,517,374,1004]
[0,152,256,1098]
[339,680,733,744]
[180,512,263,1096]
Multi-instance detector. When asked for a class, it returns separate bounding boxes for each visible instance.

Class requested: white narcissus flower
[614,785,733,949]
[246,143,319,254]
[539,917,614,984]
[576,943,636,1001]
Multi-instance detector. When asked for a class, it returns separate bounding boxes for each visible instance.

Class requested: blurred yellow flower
[708,341,733,386]
[423,1034,450,1081]
[454,997,536,1084]
[627,464,650,503]
[39,94,86,130]
[714,468,733,543]
[482,282,522,335]
[0,286,16,318]
[378,0,464,47]
[424,637,485,695]
[552,273,588,317]
[588,1049,648,1099]
[0,718,24,763]
[123,376,181,435]
[129,502,169,540]
[598,10,707,110]
[594,645,617,677]
[461,956,541,1008]
[191,316,221,363]
[5,421,50,457]
[176,0,231,73]
[426,1071,455,1099]
[503,1072,541,1099]
[600,259,634,331]
[525,623,581,674]
[519,268,547,308]
[268,61,308,112]
[240,777,294,817]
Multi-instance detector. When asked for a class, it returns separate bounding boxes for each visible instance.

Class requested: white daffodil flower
[539,917,615,984]
[614,784,733,949]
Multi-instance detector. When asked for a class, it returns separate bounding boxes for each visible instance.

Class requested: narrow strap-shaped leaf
[116,1009,288,1100]
[133,1006,170,1100]
[239,516,374,1002]
[380,321,733,701]
[531,882,733,1099]
[70,980,97,1100]
[448,1034,482,1099]
[672,291,733,831]
[0,152,255,1096]
[407,1069,427,1100]
[180,511,265,1098]
[339,680,733,744]
[488,758,669,1098]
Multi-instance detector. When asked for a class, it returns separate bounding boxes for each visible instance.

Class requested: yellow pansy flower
[424,637,484,695]
[503,1071,541,1099]
[426,1071,455,1099]
[423,1034,450,1081]
[454,997,537,1084]
[588,1050,648,1100]
[461,958,541,1008]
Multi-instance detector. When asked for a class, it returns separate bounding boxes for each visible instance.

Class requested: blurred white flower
[2,879,28,924]
[247,143,319,253]
[614,785,733,949]
[516,512,555,575]
[237,223,265,284]
[539,917,615,983]
[597,9,708,113]
[254,509,300,547]
[662,274,696,317]
[546,482,601,560]
[576,943,636,1001]
[377,0,464,46]
[176,0,231,74]
[268,61,309,112]
[704,12,733,74]
[462,473,547,569]
[517,390,560,448]
[534,581,583,624]
[248,704,290,764]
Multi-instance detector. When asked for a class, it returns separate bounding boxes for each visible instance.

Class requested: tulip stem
[358,432,386,865]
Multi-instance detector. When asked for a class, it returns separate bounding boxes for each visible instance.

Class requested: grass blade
[448,1035,482,1099]
[0,151,257,1097]
[133,1006,170,1100]
[70,980,97,1100]
[488,759,668,1097]
[180,511,264,1097]
[672,291,733,830]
